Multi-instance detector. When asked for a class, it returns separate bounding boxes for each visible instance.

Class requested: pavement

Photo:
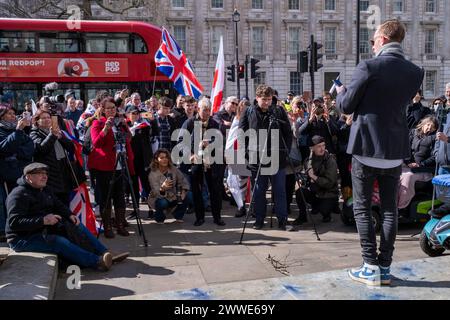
[51,201,436,300]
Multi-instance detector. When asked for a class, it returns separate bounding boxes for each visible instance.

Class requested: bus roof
[0,18,162,35]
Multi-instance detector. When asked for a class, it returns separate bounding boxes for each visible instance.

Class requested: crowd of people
[1,74,450,274]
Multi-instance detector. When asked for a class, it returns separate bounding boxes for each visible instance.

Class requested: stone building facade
[2,0,450,100]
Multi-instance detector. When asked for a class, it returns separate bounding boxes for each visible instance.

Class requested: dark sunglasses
[131,111,139,115]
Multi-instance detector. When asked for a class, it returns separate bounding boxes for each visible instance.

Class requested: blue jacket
[0,126,34,186]
[336,52,424,160]
[434,117,450,168]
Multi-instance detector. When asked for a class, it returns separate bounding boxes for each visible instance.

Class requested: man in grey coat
[336,20,424,286]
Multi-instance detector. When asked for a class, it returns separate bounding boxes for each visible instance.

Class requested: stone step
[0,251,58,300]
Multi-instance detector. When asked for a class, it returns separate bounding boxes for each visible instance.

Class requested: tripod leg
[121,153,148,247]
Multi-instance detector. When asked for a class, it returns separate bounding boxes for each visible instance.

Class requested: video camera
[42,82,65,114]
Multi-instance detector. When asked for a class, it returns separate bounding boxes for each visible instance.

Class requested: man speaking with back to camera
[336,20,424,286]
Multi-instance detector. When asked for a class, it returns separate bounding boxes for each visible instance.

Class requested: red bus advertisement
[0,18,173,110]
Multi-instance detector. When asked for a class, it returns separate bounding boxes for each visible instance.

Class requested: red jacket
[88,117,135,175]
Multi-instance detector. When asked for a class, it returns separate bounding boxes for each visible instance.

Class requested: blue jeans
[351,158,402,267]
[251,168,288,222]
[154,197,189,223]
[438,167,450,175]
[10,223,108,269]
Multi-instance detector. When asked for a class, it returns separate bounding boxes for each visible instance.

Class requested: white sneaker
[348,263,381,286]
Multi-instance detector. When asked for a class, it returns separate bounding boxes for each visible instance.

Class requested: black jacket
[0,125,34,186]
[239,104,293,171]
[171,107,188,130]
[406,102,431,130]
[336,52,424,159]
[181,115,223,173]
[299,117,339,154]
[30,128,75,195]
[408,130,436,168]
[127,119,158,171]
[213,109,235,135]
[5,176,73,244]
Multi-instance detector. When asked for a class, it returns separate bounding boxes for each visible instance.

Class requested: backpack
[82,126,93,155]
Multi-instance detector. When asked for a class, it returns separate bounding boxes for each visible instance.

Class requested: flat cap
[23,162,49,175]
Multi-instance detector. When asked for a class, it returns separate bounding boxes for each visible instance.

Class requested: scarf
[0,120,18,131]
[376,42,405,59]
[40,128,66,160]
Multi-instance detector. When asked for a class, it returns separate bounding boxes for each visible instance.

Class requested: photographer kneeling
[5,163,128,271]
[148,149,190,224]
[293,135,339,225]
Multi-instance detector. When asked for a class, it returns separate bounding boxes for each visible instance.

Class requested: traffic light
[311,42,323,72]
[227,65,235,82]
[250,58,260,79]
[238,64,245,79]
[297,51,309,73]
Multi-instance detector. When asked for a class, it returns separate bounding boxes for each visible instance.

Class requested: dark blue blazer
[336,52,424,160]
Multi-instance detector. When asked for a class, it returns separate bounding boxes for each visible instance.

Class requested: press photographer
[88,97,135,238]
[293,135,339,225]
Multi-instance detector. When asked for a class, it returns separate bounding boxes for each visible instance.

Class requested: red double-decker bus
[0,18,173,110]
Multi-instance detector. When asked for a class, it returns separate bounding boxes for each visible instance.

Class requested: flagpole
[152,27,164,97]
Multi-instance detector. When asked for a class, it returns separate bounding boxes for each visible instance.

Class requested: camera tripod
[239,110,321,244]
[97,133,148,247]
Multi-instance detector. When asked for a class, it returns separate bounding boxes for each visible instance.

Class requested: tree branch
[94,0,145,15]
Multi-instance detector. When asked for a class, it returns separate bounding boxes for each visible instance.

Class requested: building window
[288,0,300,10]
[424,70,437,97]
[324,0,336,11]
[252,27,265,59]
[254,72,266,94]
[211,26,224,54]
[288,27,301,56]
[424,29,436,55]
[173,25,187,52]
[393,0,404,12]
[172,0,185,8]
[360,0,370,12]
[425,0,436,13]
[324,27,336,55]
[211,0,223,9]
[290,72,302,96]
[252,0,263,9]
[359,27,370,55]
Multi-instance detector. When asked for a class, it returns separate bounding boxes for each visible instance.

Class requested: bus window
[0,31,36,53]
[39,32,79,53]
[132,34,147,53]
[84,33,130,53]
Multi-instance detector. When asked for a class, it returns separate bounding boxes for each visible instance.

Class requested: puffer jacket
[0,125,34,187]
[5,176,73,244]
[30,128,75,195]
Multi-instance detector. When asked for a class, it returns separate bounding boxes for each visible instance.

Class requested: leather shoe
[194,219,205,227]
[97,252,112,271]
[111,252,129,264]
[235,207,246,218]
[291,216,307,226]
[214,219,226,226]
[253,221,264,230]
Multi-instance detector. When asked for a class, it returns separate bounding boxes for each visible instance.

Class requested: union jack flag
[155,27,204,99]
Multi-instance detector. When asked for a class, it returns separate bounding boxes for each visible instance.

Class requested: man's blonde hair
[378,19,406,43]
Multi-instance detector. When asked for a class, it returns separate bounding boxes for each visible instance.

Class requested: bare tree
[0,0,147,20]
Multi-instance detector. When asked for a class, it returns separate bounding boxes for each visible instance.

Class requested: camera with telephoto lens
[43,82,65,115]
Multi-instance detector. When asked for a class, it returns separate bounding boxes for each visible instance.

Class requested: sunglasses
[230,102,238,106]
[131,111,139,115]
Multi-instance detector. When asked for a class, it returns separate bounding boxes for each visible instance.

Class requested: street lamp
[233,8,241,99]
